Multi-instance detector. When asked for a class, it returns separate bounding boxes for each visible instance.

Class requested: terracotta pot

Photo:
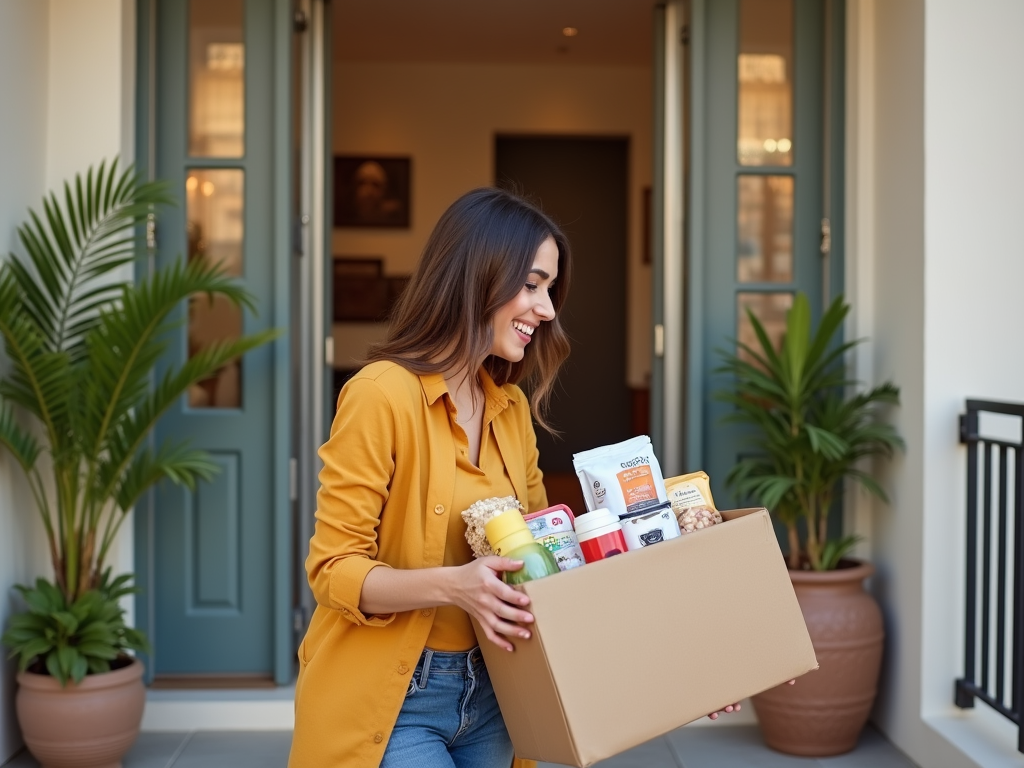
[16,658,145,768]
[751,560,883,756]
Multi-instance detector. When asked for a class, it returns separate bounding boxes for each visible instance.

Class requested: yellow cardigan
[289,361,547,767]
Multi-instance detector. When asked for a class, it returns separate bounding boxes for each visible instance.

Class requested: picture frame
[333,156,411,228]
[333,257,389,321]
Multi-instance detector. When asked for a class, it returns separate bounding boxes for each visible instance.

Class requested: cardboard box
[475,507,817,767]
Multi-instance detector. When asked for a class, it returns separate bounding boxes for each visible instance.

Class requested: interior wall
[331,61,653,387]
[849,0,1024,764]
[0,1,134,761]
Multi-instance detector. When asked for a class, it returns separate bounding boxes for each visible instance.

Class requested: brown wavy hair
[365,187,572,434]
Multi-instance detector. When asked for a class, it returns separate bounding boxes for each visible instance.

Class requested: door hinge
[293,9,309,33]
[293,605,308,633]
[289,457,298,502]
[654,324,665,358]
[146,212,157,251]
[324,336,334,367]
[680,24,690,46]
[820,217,832,256]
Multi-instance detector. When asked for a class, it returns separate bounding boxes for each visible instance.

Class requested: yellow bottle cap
[484,509,536,556]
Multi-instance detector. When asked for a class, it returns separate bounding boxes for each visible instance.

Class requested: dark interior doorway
[494,136,631,514]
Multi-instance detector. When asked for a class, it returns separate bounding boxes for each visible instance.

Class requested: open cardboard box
[474,507,818,768]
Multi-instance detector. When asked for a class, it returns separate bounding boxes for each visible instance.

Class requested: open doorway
[325,0,657,512]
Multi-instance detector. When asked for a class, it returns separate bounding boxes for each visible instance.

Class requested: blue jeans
[380,647,514,768]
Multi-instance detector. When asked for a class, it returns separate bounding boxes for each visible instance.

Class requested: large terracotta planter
[16,658,145,768]
[752,560,883,756]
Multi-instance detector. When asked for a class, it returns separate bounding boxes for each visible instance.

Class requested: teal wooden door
[136,0,293,682]
[687,0,844,506]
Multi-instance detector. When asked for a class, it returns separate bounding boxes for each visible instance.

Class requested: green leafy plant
[0,158,277,683]
[1,571,148,685]
[715,292,903,571]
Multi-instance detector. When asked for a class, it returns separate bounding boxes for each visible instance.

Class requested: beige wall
[848,0,1024,764]
[0,1,134,761]
[331,61,654,387]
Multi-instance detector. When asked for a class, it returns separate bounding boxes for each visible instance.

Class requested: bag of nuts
[664,471,723,533]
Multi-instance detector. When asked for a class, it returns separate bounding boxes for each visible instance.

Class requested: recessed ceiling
[332,0,656,67]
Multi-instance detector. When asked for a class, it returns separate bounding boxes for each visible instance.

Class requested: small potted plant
[715,292,903,757]
[0,159,276,767]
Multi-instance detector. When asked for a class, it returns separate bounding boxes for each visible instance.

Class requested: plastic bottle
[574,508,628,563]
[484,509,561,585]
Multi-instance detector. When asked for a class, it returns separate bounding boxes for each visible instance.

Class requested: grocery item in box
[461,495,523,558]
[574,509,628,563]
[618,501,681,550]
[573,435,668,519]
[484,509,560,585]
[664,470,717,512]
[523,505,585,571]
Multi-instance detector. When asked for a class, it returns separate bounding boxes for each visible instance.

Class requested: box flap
[518,508,817,766]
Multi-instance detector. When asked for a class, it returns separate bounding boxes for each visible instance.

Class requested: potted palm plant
[715,292,903,757]
[0,159,276,768]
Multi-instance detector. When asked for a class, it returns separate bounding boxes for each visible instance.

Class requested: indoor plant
[0,159,276,767]
[715,292,903,756]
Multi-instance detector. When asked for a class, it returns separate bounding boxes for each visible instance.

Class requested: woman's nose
[535,292,556,320]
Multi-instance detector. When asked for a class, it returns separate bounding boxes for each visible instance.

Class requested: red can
[574,508,627,563]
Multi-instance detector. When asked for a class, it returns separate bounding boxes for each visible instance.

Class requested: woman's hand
[706,680,795,720]
[447,556,534,652]
[707,702,740,720]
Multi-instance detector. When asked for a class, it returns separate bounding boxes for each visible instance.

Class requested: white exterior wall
[0,1,135,762]
[849,0,1024,765]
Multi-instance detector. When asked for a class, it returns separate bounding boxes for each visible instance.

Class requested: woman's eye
[525,282,538,292]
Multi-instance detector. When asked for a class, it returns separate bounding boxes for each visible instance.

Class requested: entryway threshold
[141,685,296,731]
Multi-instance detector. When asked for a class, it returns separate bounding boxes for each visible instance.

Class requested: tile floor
[3,724,917,767]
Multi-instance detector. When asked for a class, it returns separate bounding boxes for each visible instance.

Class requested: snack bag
[664,470,717,512]
[664,471,723,533]
[573,435,668,519]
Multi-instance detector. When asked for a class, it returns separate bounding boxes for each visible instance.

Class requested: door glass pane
[737,0,793,166]
[187,169,244,408]
[189,0,245,157]
[737,292,793,364]
[737,175,794,283]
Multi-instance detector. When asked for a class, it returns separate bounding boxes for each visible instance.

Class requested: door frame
[682,0,846,475]
[133,0,295,685]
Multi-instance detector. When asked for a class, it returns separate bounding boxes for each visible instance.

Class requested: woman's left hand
[706,702,740,720]
[707,678,795,720]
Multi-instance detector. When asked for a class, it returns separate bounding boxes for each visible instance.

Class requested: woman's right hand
[447,556,534,652]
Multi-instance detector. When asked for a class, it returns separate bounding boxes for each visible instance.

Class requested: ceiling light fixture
[562,27,578,37]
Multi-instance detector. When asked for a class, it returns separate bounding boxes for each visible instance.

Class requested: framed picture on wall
[334,156,411,228]
[333,257,389,321]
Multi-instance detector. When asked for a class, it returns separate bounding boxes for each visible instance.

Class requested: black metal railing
[955,399,1024,753]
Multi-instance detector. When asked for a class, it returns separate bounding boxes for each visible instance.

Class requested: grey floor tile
[540,734,682,768]
[169,731,292,768]
[125,732,194,768]
[666,725,821,768]
[818,727,918,768]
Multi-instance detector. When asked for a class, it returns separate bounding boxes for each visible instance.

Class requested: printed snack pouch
[664,471,717,512]
[572,435,669,519]
[523,504,586,571]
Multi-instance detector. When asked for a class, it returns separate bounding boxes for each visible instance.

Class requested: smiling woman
[289,187,572,768]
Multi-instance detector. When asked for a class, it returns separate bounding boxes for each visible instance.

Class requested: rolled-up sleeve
[306,376,397,627]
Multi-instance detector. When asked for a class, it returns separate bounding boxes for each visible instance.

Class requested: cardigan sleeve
[306,375,397,627]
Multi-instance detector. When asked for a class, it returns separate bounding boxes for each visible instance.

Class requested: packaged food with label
[572,435,669,519]
[664,471,723,533]
[618,500,681,550]
[523,504,586,571]
[484,509,560,585]
[573,508,628,563]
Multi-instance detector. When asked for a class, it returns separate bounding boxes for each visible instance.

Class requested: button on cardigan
[288,361,548,767]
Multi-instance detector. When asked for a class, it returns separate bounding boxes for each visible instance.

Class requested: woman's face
[489,235,559,363]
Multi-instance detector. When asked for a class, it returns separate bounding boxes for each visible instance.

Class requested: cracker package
[664,471,722,533]
[572,435,668,519]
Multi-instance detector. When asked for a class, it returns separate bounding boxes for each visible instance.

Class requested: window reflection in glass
[737,292,793,365]
[737,175,794,283]
[738,0,793,166]
[186,169,244,408]
[189,0,245,157]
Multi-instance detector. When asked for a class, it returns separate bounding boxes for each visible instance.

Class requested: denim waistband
[418,646,483,672]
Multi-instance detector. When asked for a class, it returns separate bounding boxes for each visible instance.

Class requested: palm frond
[0,399,42,473]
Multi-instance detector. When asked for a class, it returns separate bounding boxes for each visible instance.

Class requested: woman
[288,187,571,767]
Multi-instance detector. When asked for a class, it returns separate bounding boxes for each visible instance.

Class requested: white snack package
[572,435,669,520]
